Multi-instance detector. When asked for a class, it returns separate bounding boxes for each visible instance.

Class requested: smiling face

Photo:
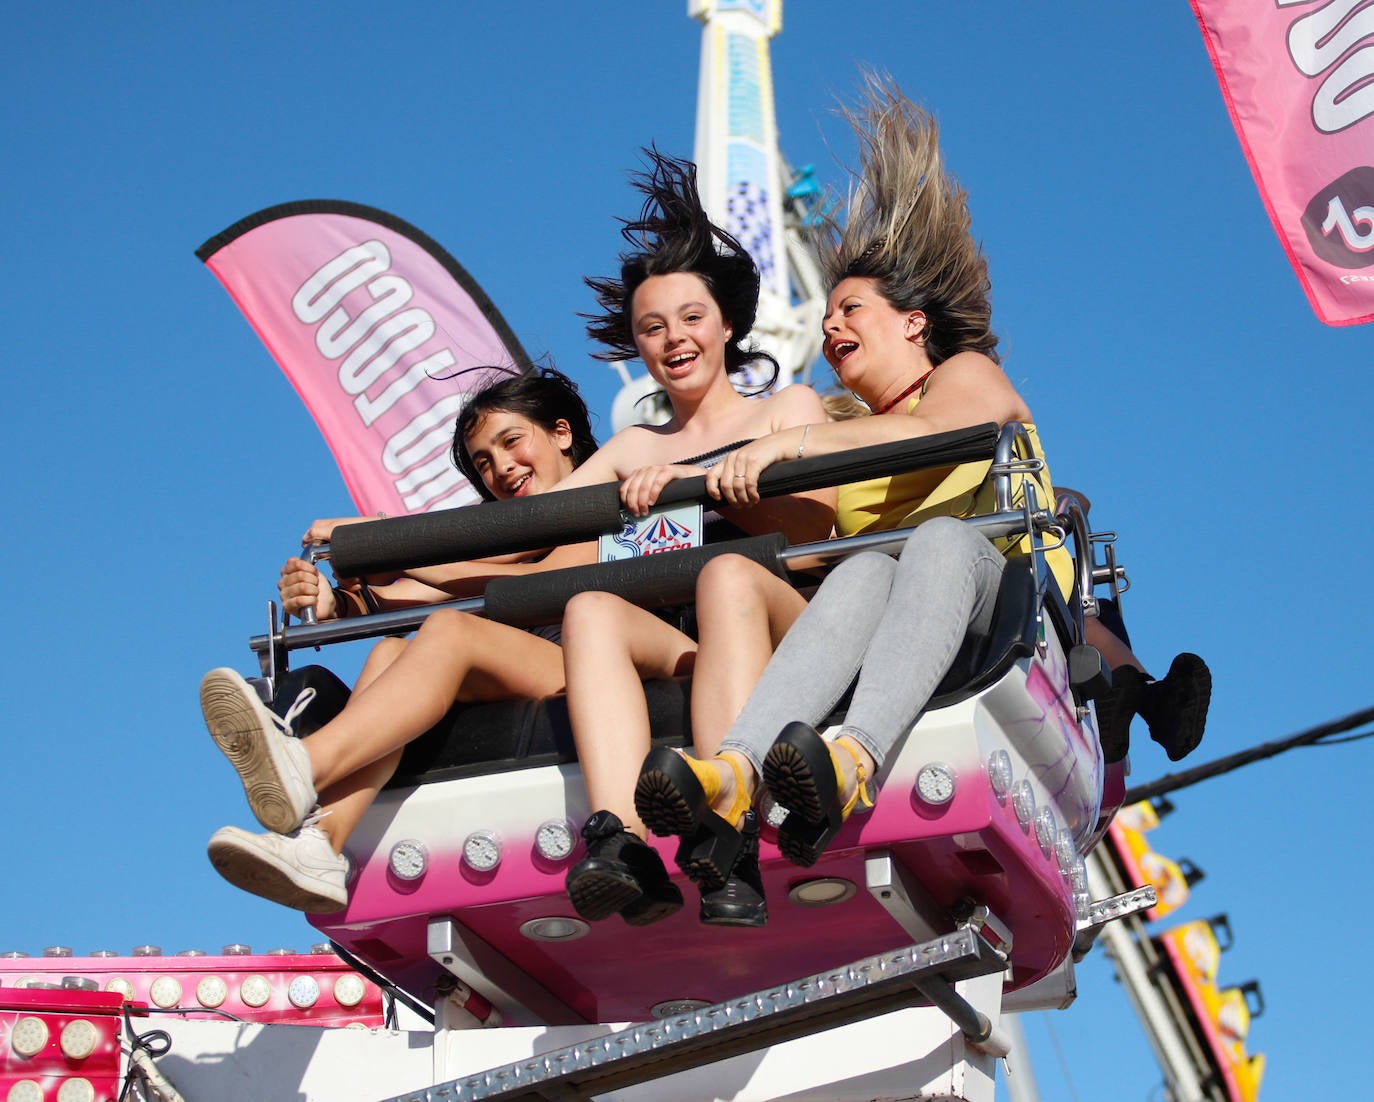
[462,409,575,499]
[821,276,928,404]
[630,271,733,393]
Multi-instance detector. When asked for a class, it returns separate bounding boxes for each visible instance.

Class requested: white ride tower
[609,0,828,431]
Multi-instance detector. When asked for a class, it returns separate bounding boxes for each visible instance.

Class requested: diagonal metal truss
[379,924,1009,1102]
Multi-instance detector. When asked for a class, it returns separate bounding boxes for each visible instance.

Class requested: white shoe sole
[201,669,313,834]
[208,829,347,914]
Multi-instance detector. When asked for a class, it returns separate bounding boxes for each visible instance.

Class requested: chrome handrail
[991,422,1046,513]
[1054,493,1099,621]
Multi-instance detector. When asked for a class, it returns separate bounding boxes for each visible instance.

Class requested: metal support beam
[429,918,581,1028]
[381,925,1009,1102]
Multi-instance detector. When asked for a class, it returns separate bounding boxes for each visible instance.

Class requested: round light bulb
[463,830,502,872]
[388,839,428,881]
[10,1016,49,1058]
[986,750,1013,799]
[915,762,956,806]
[1011,779,1036,826]
[287,976,321,1009]
[60,1019,100,1060]
[239,974,272,1008]
[333,974,366,1008]
[1055,828,1078,871]
[196,976,228,1008]
[149,976,183,1009]
[535,819,576,861]
[105,978,135,1000]
[57,1079,95,1102]
[1034,807,1057,857]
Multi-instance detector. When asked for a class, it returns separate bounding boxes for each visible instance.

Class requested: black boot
[1094,667,1147,764]
[699,810,767,928]
[1138,653,1212,762]
[566,811,683,926]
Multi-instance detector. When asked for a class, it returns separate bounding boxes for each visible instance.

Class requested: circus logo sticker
[599,505,703,562]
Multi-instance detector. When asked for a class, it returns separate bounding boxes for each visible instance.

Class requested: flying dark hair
[451,365,598,501]
[584,149,778,388]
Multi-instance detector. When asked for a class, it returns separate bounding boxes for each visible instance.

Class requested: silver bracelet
[796,423,811,459]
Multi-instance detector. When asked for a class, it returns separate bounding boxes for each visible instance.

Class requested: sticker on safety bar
[599,504,703,562]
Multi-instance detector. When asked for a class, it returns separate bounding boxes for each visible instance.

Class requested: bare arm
[707,354,1028,507]
[278,558,458,620]
[387,442,628,595]
[401,539,598,598]
[714,384,836,543]
[598,385,837,544]
[287,501,597,617]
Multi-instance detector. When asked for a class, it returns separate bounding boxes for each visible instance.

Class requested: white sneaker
[201,668,318,834]
[207,819,349,913]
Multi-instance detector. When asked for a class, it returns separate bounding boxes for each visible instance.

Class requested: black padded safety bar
[483,533,789,628]
[652,422,999,509]
[331,482,622,578]
[329,423,999,578]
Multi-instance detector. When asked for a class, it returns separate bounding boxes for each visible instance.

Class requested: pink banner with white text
[1191,0,1374,326]
[198,201,530,515]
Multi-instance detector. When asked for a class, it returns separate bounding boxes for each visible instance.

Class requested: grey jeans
[719,516,1007,776]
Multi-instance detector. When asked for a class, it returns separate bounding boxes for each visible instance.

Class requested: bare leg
[689,554,808,810]
[315,637,409,852]
[302,609,565,803]
[562,592,696,837]
[1084,616,1145,673]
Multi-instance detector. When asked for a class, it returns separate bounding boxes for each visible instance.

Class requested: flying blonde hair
[823,74,1000,367]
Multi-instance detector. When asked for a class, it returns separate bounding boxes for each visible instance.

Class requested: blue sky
[3,2,1371,1098]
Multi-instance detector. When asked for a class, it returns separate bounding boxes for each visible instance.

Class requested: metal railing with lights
[0,947,387,1030]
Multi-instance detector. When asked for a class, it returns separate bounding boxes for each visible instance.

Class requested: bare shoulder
[930,351,1006,384]
[763,383,827,428]
[924,353,1031,424]
[552,424,661,489]
[596,422,686,473]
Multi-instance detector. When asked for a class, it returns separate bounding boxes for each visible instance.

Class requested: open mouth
[506,472,533,497]
[830,341,859,363]
[664,351,697,375]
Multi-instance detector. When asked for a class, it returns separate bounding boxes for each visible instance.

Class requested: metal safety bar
[990,422,1045,514]
[1054,494,1099,620]
[1091,532,1130,601]
[316,425,1001,579]
[247,506,1059,660]
[378,923,1010,1102]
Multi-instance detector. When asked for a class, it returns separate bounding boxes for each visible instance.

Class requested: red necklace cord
[872,365,938,416]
